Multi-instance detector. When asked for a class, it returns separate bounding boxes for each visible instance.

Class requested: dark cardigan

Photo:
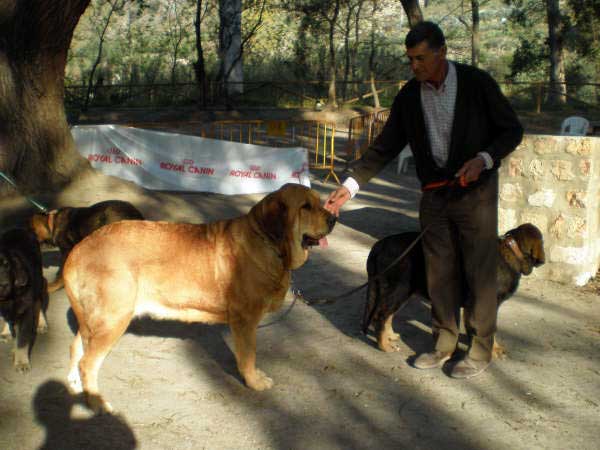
[346,62,524,189]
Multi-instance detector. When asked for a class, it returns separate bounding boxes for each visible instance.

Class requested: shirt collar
[422,61,455,93]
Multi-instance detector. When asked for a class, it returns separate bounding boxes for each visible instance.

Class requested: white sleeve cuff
[477,152,493,170]
[342,177,360,199]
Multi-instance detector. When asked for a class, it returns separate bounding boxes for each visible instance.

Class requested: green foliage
[509,35,546,79]
[64,0,600,109]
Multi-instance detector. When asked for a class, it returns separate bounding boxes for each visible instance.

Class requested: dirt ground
[0,109,599,449]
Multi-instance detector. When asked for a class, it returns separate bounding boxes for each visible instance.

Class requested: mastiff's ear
[9,253,29,288]
[249,190,288,243]
[514,223,546,273]
[529,234,546,267]
[30,211,54,243]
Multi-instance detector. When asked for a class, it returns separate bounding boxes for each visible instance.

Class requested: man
[325,21,523,378]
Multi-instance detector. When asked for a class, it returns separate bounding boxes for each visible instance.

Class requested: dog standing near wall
[363,223,545,354]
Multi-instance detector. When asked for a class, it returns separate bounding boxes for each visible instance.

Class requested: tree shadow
[33,379,137,450]
[65,308,243,386]
[127,318,242,383]
[337,206,419,240]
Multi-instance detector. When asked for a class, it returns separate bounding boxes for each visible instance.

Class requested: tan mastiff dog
[63,184,336,414]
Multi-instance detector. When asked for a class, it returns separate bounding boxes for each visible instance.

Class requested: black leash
[302,223,431,306]
[0,171,48,212]
[255,175,472,321]
[301,175,473,306]
[258,288,303,328]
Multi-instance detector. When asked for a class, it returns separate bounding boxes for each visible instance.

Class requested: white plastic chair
[560,116,590,136]
[397,144,413,174]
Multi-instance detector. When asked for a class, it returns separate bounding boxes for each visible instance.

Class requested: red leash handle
[422,175,469,192]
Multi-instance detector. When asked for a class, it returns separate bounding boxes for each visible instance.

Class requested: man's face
[406,41,447,82]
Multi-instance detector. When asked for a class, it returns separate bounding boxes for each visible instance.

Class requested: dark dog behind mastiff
[0,228,49,372]
[363,223,545,354]
[30,200,144,292]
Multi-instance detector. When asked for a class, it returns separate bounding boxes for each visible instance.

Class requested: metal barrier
[201,120,339,183]
[346,109,390,160]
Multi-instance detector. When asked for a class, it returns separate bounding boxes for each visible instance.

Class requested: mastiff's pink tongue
[319,237,329,249]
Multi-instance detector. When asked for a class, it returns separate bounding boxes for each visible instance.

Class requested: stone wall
[498,135,600,286]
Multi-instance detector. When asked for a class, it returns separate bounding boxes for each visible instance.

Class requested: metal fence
[346,109,390,161]
[65,80,600,112]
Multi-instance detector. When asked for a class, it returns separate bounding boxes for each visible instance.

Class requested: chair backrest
[560,116,590,136]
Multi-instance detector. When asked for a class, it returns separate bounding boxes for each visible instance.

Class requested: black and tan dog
[362,223,545,354]
[30,200,144,292]
[0,228,49,372]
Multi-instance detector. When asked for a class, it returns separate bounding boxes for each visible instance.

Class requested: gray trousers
[419,172,498,361]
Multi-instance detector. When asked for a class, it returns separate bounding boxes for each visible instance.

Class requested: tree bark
[369,0,380,108]
[218,0,243,97]
[399,0,423,28]
[546,0,566,104]
[341,3,354,101]
[471,0,480,67]
[326,0,340,108]
[0,0,91,194]
[193,0,209,107]
[84,1,122,111]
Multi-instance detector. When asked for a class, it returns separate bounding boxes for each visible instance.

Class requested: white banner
[71,125,311,195]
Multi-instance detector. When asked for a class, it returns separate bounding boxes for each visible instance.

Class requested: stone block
[550,245,590,265]
[533,136,558,155]
[520,211,548,232]
[566,191,586,208]
[549,214,565,239]
[498,208,517,233]
[567,216,586,237]
[565,138,592,156]
[579,159,591,177]
[528,189,555,207]
[528,159,545,180]
[500,183,523,202]
[551,160,575,181]
[508,158,524,177]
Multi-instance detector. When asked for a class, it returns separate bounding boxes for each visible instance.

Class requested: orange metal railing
[346,109,390,161]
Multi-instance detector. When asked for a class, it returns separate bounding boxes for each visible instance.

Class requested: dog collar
[503,234,525,263]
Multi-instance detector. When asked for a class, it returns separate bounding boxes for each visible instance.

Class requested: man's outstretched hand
[324,186,351,217]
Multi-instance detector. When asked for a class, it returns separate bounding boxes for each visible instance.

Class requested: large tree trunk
[399,0,423,28]
[218,0,243,97]
[0,0,91,195]
[546,0,566,105]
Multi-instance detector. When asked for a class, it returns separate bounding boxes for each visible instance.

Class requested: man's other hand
[324,186,351,217]
[455,156,485,184]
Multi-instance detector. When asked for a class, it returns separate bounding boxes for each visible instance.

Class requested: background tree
[218,0,244,96]
[545,0,566,104]
[163,0,193,85]
[193,0,213,106]
[566,0,600,102]
[506,0,568,105]
[457,0,485,67]
[83,0,127,110]
[399,0,423,27]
